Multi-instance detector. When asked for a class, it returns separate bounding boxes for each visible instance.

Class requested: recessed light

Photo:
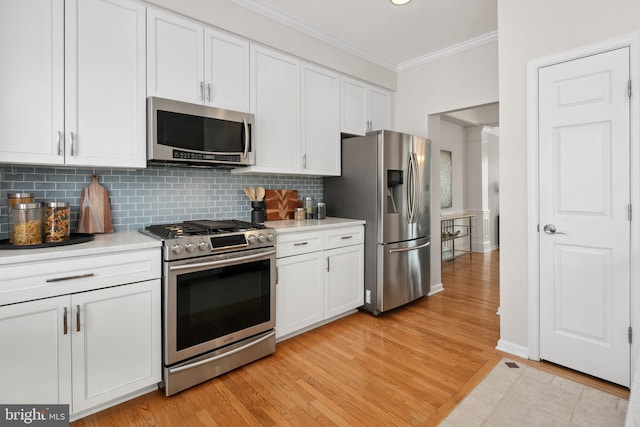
[391,0,411,4]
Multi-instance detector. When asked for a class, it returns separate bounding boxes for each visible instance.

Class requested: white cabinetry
[234,46,341,176]
[147,8,250,112]
[275,225,364,340]
[341,77,392,136]
[0,245,161,420]
[0,0,146,168]
[301,63,341,176]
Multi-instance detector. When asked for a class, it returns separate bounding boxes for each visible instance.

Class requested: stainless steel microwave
[147,97,255,167]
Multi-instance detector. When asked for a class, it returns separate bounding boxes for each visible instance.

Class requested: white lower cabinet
[0,280,160,417]
[0,296,72,405]
[275,225,364,340]
[72,280,161,414]
[276,252,324,338]
[0,246,161,420]
[325,245,365,319]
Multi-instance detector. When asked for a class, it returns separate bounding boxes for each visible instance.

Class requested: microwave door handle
[243,117,249,159]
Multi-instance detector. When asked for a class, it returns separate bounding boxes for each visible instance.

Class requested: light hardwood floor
[72,250,628,426]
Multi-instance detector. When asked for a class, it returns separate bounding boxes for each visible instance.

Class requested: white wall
[395,41,499,293]
[146,0,396,90]
[498,0,640,352]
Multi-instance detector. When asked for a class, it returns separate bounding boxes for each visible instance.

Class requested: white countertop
[0,231,161,266]
[266,217,365,234]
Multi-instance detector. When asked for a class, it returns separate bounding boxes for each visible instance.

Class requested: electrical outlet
[365,289,371,304]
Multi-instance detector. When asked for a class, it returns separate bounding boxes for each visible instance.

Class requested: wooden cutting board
[77,174,114,233]
[265,189,301,220]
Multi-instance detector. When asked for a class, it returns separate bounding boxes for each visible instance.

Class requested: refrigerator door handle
[406,153,418,224]
[388,241,431,254]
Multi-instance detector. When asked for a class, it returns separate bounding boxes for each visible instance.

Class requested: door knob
[543,224,566,235]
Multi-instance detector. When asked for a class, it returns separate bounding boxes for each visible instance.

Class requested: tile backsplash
[0,165,323,239]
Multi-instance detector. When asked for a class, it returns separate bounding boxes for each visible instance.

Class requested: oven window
[176,259,271,351]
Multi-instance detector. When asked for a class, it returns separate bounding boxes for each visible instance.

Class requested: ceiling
[229,0,498,70]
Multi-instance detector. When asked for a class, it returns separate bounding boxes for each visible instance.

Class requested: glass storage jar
[12,202,43,246]
[7,193,34,244]
[44,201,70,242]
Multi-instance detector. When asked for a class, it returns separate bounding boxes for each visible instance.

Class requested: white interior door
[538,47,631,386]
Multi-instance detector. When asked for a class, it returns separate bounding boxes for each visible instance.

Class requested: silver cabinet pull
[543,224,566,235]
[200,81,204,100]
[69,131,75,156]
[63,306,68,335]
[326,257,330,272]
[207,83,211,102]
[56,131,63,155]
[294,242,308,246]
[341,235,353,240]
[76,305,80,332]
[46,273,94,283]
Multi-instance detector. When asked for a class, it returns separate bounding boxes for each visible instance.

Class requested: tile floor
[440,359,629,426]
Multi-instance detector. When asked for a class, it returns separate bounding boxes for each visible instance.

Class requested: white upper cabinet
[0,0,64,165]
[204,29,250,112]
[147,8,250,113]
[341,77,391,136]
[234,46,341,176]
[241,45,302,174]
[65,0,146,168]
[301,63,341,176]
[0,0,146,168]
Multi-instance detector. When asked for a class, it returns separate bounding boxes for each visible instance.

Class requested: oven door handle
[168,331,276,374]
[168,249,276,272]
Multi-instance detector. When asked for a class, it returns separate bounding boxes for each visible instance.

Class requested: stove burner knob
[266,233,275,242]
[247,235,258,244]
[197,240,210,251]
[171,243,184,255]
[185,242,196,253]
[258,234,267,243]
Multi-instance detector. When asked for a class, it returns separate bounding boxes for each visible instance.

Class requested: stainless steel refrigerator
[324,130,431,315]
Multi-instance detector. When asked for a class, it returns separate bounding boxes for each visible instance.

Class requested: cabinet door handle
[326,257,330,272]
[69,131,75,156]
[46,273,94,283]
[63,306,68,335]
[294,242,308,246]
[341,235,353,240]
[76,305,81,332]
[56,131,63,156]
[200,81,205,100]
[207,83,211,102]
[302,154,307,169]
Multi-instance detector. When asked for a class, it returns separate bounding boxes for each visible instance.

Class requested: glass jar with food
[12,202,43,246]
[44,201,70,243]
[7,193,34,244]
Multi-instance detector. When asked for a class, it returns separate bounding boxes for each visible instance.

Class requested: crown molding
[228,0,398,71]
[229,0,497,73]
[397,31,498,72]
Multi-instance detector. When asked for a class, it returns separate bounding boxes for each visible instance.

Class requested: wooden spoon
[256,186,265,202]
[243,187,254,201]
[248,187,256,201]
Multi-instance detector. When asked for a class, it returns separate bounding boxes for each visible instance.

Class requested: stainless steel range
[141,219,276,396]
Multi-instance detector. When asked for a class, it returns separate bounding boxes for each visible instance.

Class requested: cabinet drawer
[324,226,364,250]
[0,249,161,306]
[276,231,323,258]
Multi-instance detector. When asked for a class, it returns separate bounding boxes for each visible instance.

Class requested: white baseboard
[496,339,529,359]
[428,282,444,296]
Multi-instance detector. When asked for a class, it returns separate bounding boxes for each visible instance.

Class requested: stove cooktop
[144,219,266,239]
[141,219,275,261]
